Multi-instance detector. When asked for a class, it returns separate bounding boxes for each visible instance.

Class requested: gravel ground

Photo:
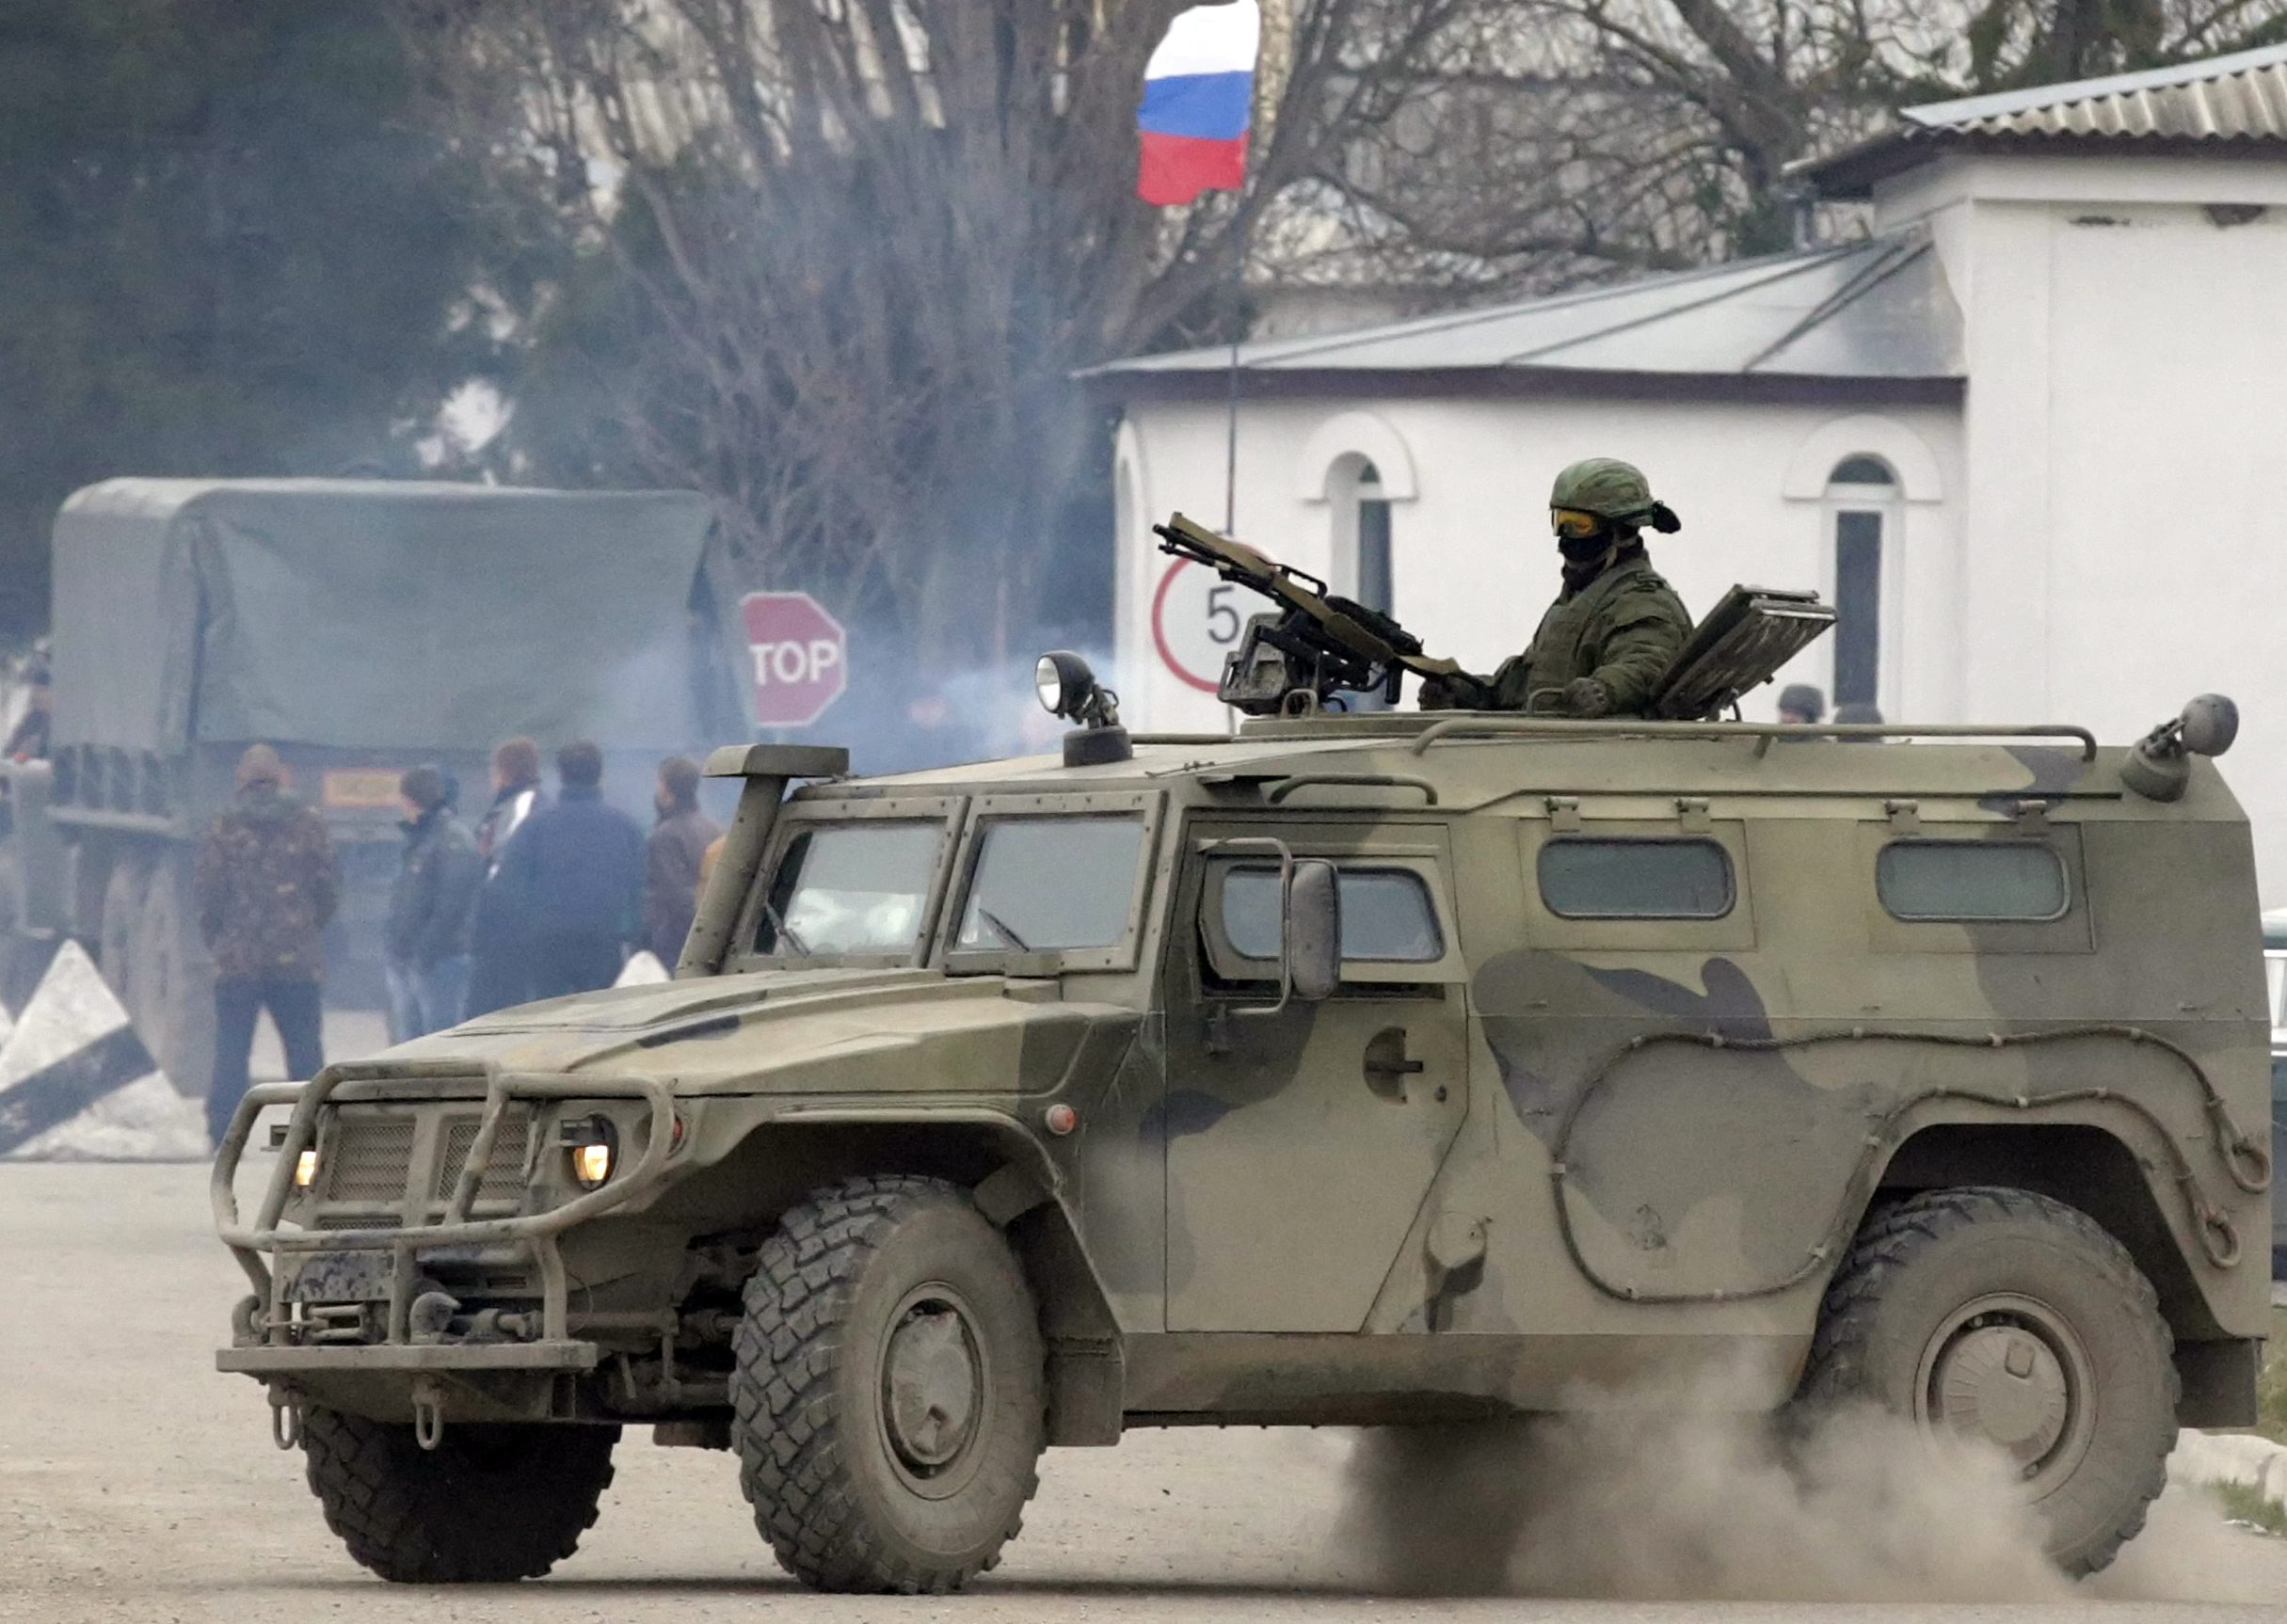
[3,1160,2283,1624]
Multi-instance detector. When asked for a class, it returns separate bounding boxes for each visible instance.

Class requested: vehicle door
[1163,820,1468,1331]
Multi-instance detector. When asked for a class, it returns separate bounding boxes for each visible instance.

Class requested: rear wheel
[731,1174,1046,1593]
[97,856,143,1010]
[299,1407,617,1582]
[1798,1186,2176,1576]
[130,856,213,1101]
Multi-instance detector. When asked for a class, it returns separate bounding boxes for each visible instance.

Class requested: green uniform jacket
[1486,551,1692,715]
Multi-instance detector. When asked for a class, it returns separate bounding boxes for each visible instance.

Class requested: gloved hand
[1418,671,1489,711]
[1562,677,1614,718]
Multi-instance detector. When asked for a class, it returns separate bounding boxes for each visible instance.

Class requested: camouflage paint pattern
[217,708,2273,1432]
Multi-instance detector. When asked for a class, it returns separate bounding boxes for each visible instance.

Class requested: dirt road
[3,1161,2282,1623]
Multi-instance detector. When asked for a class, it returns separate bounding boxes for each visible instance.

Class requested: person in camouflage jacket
[1422,457,1692,719]
[192,743,338,1145]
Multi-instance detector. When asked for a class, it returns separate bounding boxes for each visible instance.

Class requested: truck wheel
[132,858,214,1101]
[98,857,143,1009]
[1798,1186,2176,1576]
[731,1174,1047,1594]
[299,1406,617,1582]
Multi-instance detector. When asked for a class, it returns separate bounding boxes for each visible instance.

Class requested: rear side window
[1221,866,1443,963]
[1877,840,2068,922]
[1538,838,1734,919]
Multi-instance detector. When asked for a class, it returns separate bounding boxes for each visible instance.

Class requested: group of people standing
[386,737,720,1039]
[190,738,720,1145]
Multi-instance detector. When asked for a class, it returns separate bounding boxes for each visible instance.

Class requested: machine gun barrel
[1152,513,1462,680]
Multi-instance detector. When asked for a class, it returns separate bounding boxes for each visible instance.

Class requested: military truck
[0,479,751,1096]
[213,517,2270,1593]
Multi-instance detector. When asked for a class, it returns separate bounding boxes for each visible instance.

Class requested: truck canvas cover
[51,480,728,752]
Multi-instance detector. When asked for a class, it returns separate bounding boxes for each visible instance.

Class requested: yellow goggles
[1551,507,1605,541]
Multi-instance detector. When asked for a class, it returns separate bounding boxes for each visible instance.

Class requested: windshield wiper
[762,899,811,956]
[974,907,1032,951]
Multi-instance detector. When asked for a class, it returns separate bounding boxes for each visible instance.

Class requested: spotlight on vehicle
[2121,693,2238,802]
[1035,650,1132,768]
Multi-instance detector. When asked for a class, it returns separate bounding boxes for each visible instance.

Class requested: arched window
[1325,454,1395,709]
[1828,456,1897,709]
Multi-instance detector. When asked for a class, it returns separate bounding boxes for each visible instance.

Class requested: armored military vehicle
[1,479,751,1097]
[214,517,2270,1593]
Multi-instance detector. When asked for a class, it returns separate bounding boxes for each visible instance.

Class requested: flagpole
[1223,214,1242,535]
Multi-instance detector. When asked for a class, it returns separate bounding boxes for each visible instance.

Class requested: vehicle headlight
[294,1149,318,1189]
[561,1116,617,1190]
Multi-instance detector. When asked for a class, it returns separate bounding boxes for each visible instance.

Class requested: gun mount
[1154,515,1472,716]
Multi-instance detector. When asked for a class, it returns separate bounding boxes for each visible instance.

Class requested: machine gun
[1154,514,1481,715]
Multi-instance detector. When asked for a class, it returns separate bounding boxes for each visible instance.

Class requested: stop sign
[739,591,848,728]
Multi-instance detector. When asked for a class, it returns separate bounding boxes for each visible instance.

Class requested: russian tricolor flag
[1136,1,1260,207]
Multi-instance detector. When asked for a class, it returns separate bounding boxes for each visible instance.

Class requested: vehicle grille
[312,1212,401,1231]
[321,1116,416,1202]
[435,1110,534,1203]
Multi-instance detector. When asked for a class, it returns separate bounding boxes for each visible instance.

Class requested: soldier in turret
[1423,457,1692,718]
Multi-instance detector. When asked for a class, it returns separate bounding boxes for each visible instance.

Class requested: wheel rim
[877,1282,987,1497]
[1913,1291,2097,1493]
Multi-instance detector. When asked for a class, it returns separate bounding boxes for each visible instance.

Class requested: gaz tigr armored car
[216,524,2271,1593]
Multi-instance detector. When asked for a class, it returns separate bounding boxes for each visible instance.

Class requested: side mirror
[1287,860,1341,1003]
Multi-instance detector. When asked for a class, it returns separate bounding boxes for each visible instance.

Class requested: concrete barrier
[0,941,207,1160]
[2170,1427,2287,1512]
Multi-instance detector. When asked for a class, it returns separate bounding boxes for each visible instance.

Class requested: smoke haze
[1327,1360,2274,1603]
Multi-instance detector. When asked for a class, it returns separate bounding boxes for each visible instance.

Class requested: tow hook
[269,1387,303,1451]
[411,1377,447,1452]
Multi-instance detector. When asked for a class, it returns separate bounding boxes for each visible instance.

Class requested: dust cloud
[1328,1361,2275,1603]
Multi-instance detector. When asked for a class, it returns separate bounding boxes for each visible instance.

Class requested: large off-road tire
[131,856,214,1102]
[1798,1186,2176,1576]
[731,1174,1047,1594]
[97,856,143,1009]
[299,1407,618,1582]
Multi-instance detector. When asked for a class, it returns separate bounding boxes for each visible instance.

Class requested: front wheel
[1797,1186,2177,1576]
[731,1174,1047,1593]
[299,1407,618,1582]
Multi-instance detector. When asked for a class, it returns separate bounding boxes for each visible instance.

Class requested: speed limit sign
[1150,558,1250,693]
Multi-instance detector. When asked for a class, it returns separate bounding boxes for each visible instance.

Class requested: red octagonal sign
[739,591,848,729]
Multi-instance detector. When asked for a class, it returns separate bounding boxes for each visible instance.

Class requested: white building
[1093,45,2287,898]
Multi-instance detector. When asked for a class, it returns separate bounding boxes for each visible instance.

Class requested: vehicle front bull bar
[212,1059,677,1347]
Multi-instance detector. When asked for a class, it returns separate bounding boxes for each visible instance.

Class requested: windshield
[954,815,1146,953]
[756,821,942,957]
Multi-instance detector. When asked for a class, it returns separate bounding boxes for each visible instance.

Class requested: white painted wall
[1113,390,1963,736]
[1879,156,2287,900]
[1110,148,2287,900]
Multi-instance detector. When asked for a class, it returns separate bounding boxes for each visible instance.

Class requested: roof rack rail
[1407,718,2099,761]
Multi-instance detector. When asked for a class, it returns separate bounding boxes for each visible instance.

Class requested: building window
[1325,454,1394,709]
[1354,461,1392,616]
[1828,457,1896,709]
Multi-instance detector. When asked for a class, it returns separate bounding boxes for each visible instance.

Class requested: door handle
[1363,1027,1424,1101]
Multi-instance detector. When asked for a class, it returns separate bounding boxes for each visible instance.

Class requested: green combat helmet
[1550,457,1680,533]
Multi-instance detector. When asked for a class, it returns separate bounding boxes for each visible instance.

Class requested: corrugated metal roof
[1800,43,2287,196]
[1088,232,1961,386]
[1904,40,2287,139]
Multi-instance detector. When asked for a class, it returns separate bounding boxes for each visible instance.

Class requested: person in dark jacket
[192,743,338,1146]
[464,736,545,1017]
[497,740,643,999]
[645,756,720,966]
[383,765,483,1043]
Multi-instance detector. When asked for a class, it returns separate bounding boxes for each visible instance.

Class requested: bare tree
[394,0,1496,666]
[394,0,2287,669]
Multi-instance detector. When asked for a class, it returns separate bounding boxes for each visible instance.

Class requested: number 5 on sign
[1151,558,1250,694]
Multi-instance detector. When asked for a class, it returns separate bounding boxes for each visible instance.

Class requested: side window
[1538,837,1734,920]
[1877,840,2068,922]
[1218,865,1444,964]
